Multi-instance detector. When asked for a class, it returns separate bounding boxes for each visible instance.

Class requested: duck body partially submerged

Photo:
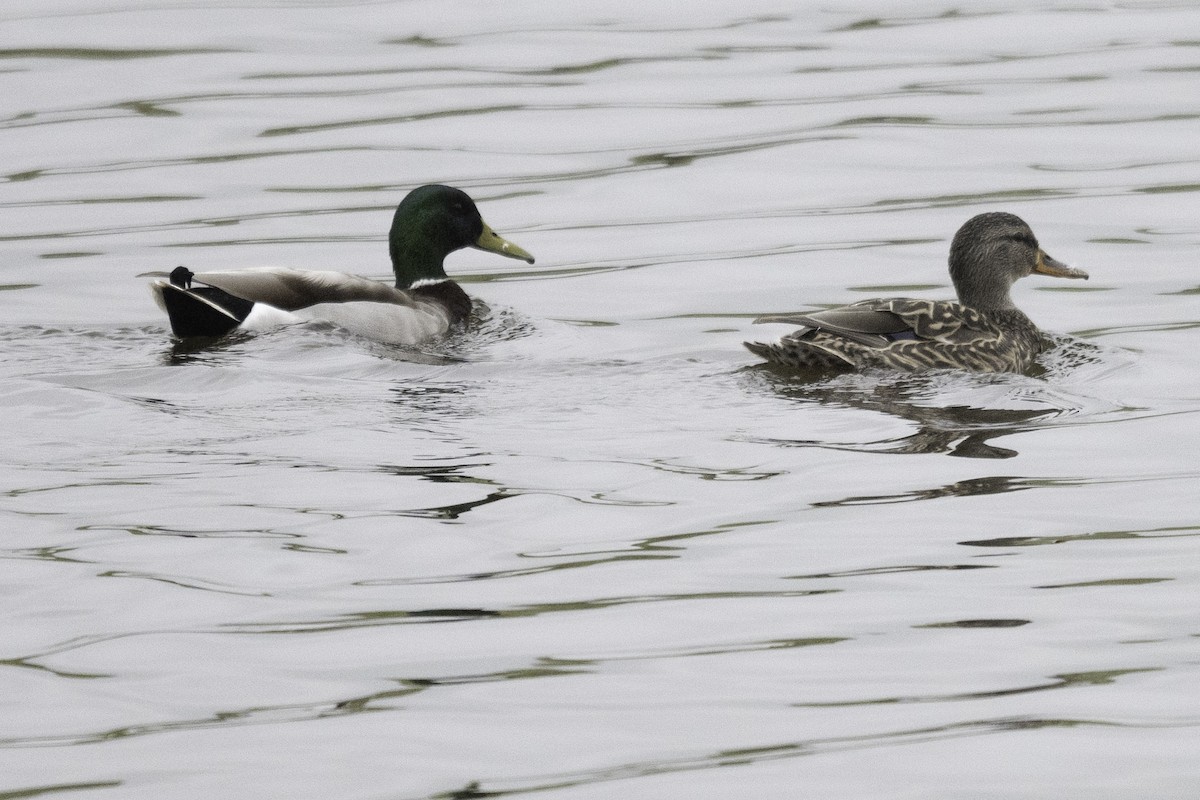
[150,184,533,345]
[746,212,1088,373]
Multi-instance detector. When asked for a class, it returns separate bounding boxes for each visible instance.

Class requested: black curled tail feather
[157,282,254,338]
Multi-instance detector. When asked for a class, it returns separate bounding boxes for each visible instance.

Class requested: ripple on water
[3,3,1200,798]
[737,339,1133,459]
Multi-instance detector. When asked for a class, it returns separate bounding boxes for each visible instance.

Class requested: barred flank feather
[745,213,1087,374]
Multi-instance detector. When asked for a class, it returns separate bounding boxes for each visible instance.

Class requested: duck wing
[764,299,994,345]
[192,267,418,311]
[871,298,991,343]
[746,298,1014,371]
[756,301,917,347]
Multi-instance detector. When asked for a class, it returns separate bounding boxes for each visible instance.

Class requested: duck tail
[743,340,775,360]
[744,338,854,370]
[150,279,254,339]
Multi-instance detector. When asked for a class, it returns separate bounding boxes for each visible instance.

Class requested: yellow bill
[475,222,535,264]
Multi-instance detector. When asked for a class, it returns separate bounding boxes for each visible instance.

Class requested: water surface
[2,2,1199,798]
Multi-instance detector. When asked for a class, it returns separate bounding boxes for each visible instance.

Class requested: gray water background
[2,2,1199,798]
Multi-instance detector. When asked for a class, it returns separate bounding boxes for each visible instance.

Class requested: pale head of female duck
[388,184,534,288]
[948,211,1087,311]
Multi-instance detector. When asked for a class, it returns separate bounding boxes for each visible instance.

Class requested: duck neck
[961,283,1035,331]
[951,258,1018,311]
[958,283,1017,312]
[389,234,449,289]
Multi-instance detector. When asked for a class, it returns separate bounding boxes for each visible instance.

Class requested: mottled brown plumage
[745,212,1088,373]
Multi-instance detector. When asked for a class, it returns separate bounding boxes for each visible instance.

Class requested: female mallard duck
[150,184,534,344]
[745,212,1088,373]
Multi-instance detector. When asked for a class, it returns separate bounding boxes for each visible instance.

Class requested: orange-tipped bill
[1034,249,1087,280]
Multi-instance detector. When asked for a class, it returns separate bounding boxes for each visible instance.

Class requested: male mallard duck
[745,212,1088,373]
[150,184,534,344]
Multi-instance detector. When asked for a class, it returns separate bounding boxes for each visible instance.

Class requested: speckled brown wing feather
[746,299,1046,373]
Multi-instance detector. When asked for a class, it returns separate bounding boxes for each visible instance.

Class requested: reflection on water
[812,475,1069,508]
[744,366,1071,458]
[399,714,1188,800]
[960,524,1200,549]
[794,667,1160,708]
[2,2,1199,798]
